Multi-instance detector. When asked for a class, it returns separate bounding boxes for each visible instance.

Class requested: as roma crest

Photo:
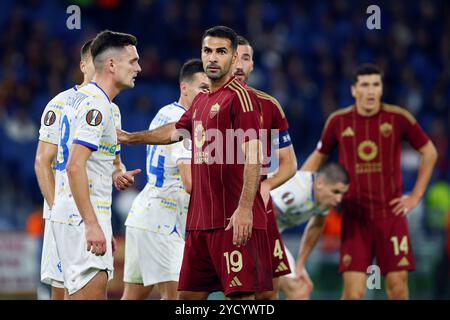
[380,122,393,137]
[209,103,220,118]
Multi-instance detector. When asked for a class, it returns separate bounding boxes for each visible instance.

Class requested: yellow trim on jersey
[252,88,286,119]
[382,104,416,125]
[50,100,65,106]
[323,105,354,131]
[226,80,253,112]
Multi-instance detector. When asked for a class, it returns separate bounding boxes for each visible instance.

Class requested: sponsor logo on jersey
[357,140,378,161]
[342,126,355,137]
[275,262,289,273]
[281,192,295,206]
[86,109,103,126]
[210,103,220,118]
[194,123,206,148]
[397,256,410,267]
[44,110,56,126]
[380,122,393,137]
[229,276,242,287]
[342,254,352,267]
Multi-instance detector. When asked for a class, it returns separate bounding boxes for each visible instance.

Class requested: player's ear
[180,81,187,96]
[351,84,356,98]
[80,60,85,73]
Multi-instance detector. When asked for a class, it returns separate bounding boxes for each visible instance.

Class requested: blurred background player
[50,30,141,299]
[269,163,349,299]
[117,26,273,300]
[233,35,297,300]
[34,39,95,300]
[302,64,438,299]
[121,59,209,300]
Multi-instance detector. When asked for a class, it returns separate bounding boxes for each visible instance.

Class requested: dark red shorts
[178,228,273,297]
[266,199,291,277]
[339,214,416,276]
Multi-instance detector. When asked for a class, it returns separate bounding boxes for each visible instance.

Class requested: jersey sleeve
[112,103,122,155]
[175,101,195,134]
[170,139,192,164]
[398,111,429,150]
[317,115,338,154]
[268,97,292,149]
[38,98,64,145]
[231,90,262,142]
[72,99,109,151]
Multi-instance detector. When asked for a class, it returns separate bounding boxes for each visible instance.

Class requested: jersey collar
[89,81,111,103]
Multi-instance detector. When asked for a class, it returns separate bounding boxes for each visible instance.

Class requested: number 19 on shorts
[224,251,243,274]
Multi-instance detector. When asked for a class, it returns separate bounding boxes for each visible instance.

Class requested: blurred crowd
[0,0,448,236]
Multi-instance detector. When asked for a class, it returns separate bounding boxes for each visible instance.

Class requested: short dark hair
[237,35,250,46]
[179,59,204,83]
[80,39,93,61]
[317,162,350,185]
[352,63,383,84]
[90,30,137,62]
[202,26,238,51]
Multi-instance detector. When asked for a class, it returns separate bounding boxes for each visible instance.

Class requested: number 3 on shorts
[390,235,409,256]
[224,250,243,274]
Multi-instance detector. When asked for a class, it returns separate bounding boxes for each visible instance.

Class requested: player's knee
[342,286,365,300]
[256,290,277,300]
[386,283,408,300]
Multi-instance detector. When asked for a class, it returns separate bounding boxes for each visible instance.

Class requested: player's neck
[177,97,189,110]
[92,75,118,101]
[355,103,381,117]
[210,73,232,93]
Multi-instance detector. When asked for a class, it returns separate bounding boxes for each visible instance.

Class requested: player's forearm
[297,216,326,266]
[112,155,125,180]
[411,141,438,200]
[239,140,262,210]
[124,122,181,145]
[34,158,55,208]
[264,146,297,190]
[300,150,327,171]
[66,162,98,224]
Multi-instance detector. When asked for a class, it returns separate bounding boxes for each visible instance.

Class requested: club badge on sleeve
[86,109,103,126]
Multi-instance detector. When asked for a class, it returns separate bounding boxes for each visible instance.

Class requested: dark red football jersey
[318,104,429,219]
[251,88,291,174]
[176,77,267,230]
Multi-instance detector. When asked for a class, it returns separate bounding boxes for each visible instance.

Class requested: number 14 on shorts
[390,235,409,256]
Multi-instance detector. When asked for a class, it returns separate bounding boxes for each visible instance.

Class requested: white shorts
[40,219,64,288]
[51,220,114,295]
[283,246,296,279]
[123,226,184,286]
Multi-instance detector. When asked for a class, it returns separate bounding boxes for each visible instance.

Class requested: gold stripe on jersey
[50,100,65,106]
[323,105,354,131]
[382,104,416,125]
[227,80,253,112]
[252,88,286,119]
[230,80,253,112]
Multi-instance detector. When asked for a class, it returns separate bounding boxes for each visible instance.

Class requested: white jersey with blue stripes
[51,82,120,225]
[125,102,191,234]
[270,171,328,232]
[38,86,77,219]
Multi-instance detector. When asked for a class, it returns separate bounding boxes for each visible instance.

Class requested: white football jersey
[125,102,191,234]
[38,86,78,219]
[270,171,328,232]
[51,82,120,225]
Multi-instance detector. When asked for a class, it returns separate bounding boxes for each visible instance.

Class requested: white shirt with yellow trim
[51,82,120,225]
[270,171,328,232]
[125,102,191,235]
[38,86,78,219]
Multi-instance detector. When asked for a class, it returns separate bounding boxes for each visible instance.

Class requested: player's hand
[260,180,271,209]
[113,168,141,191]
[112,236,117,256]
[116,129,131,144]
[389,194,420,216]
[85,221,107,256]
[225,206,253,247]
[294,265,314,299]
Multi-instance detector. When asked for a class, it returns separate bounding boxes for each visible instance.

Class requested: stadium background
[0,0,448,299]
